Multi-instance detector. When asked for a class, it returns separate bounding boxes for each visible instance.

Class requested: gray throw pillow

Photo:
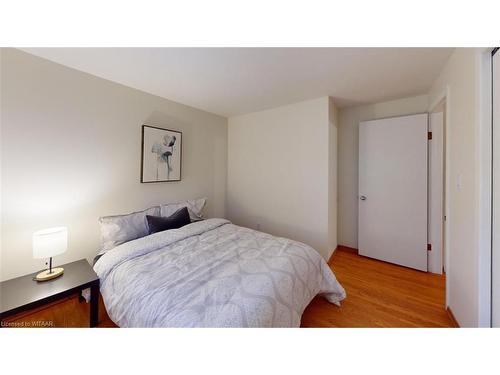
[160,198,206,221]
[98,206,160,253]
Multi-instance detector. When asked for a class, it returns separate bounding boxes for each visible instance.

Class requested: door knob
[360,195,367,201]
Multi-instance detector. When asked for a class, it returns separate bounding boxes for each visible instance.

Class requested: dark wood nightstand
[0,259,100,328]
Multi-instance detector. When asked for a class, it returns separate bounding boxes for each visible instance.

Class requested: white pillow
[98,206,160,253]
[160,198,206,221]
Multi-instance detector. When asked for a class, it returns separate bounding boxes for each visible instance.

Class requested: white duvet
[94,218,345,327]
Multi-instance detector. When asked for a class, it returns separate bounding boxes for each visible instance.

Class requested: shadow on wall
[226,192,331,260]
[145,111,191,130]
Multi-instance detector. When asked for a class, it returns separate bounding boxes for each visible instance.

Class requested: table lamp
[33,226,67,281]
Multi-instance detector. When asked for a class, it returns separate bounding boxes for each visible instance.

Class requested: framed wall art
[141,125,182,182]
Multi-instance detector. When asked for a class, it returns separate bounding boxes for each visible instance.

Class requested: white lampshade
[33,227,68,259]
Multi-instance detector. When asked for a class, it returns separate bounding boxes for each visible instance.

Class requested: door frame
[472,47,495,327]
[428,107,445,275]
[429,88,451,308]
[489,47,499,327]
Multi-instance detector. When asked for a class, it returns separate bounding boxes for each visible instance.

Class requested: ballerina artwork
[151,134,176,180]
[141,125,182,182]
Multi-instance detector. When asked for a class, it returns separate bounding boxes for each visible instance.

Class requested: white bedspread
[94,218,346,327]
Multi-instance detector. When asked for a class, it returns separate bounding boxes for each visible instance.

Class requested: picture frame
[141,124,182,183]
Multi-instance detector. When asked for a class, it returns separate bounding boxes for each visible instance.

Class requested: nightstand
[0,259,100,327]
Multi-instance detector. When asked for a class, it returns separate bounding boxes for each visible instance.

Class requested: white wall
[227,97,337,260]
[337,94,429,248]
[0,49,228,281]
[428,48,486,327]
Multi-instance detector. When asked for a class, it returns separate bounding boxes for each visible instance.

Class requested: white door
[359,113,428,271]
[492,48,500,327]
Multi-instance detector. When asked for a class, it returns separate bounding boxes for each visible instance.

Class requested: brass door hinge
[427,243,432,251]
[428,132,432,140]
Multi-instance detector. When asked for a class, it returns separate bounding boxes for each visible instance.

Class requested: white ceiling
[21,48,453,117]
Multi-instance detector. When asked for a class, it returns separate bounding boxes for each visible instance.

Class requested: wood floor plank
[300,247,454,327]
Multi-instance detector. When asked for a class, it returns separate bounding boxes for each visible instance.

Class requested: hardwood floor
[2,294,116,328]
[301,246,454,327]
[3,246,454,328]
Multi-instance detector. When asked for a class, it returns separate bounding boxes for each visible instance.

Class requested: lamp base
[34,267,64,282]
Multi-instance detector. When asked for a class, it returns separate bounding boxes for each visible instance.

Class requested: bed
[93,218,345,327]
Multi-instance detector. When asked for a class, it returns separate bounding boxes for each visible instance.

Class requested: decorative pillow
[98,206,159,253]
[160,197,206,221]
[146,207,191,235]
